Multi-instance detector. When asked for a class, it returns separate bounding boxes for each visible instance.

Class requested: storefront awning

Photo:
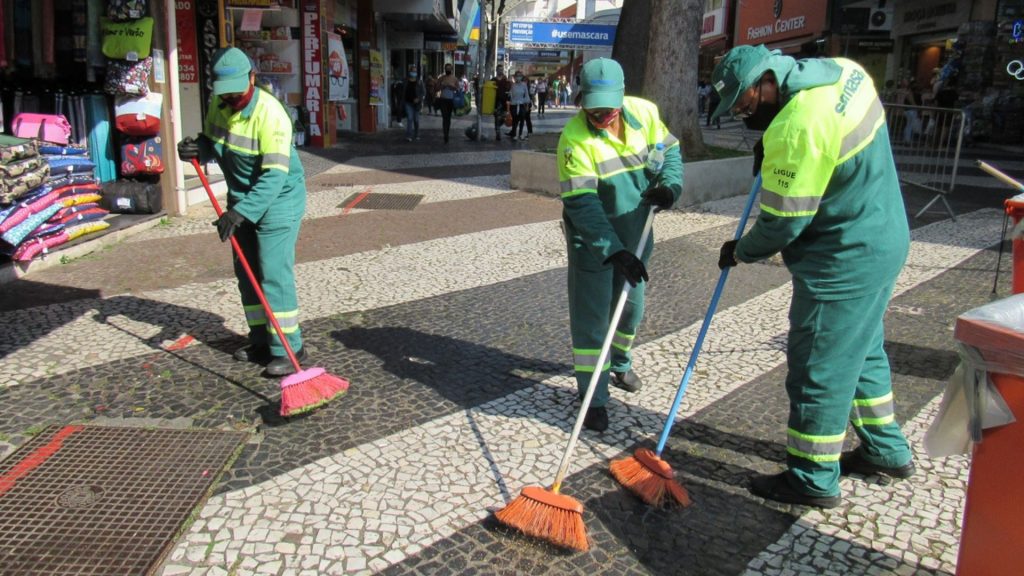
[375,0,456,34]
[700,35,728,49]
[767,34,815,54]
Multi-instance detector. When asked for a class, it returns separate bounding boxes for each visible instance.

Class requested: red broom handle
[190,158,301,372]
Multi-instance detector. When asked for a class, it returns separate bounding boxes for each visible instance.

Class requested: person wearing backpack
[436,64,461,144]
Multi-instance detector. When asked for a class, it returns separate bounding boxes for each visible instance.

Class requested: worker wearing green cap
[557,57,683,432]
[711,45,915,508]
[177,47,307,377]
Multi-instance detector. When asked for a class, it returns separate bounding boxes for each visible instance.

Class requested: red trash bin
[953,302,1024,575]
[1006,197,1024,295]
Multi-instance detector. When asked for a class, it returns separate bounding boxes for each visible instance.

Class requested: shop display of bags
[119,135,163,176]
[106,0,148,21]
[0,135,41,164]
[100,17,154,60]
[114,93,162,135]
[100,179,162,214]
[105,57,152,96]
[11,113,74,144]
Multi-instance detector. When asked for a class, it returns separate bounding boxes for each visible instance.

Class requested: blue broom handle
[552,207,657,492]
[654,175,762,456]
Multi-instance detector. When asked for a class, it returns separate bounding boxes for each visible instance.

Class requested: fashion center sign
[736,0,827,45]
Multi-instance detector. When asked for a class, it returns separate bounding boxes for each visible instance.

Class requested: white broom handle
[977,160,1024,192]
[552,207,656,492]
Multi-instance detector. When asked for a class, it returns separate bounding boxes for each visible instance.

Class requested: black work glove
[752,138,764,177]
[641,186,675,212]
[718,240,739,270]
[606,250,649,288]
[213,209,245,242]
[177,136,200,162]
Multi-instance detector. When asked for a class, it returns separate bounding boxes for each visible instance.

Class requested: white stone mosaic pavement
[0,198,744,388]
[317,151,514,174]
[157,209,1001,575]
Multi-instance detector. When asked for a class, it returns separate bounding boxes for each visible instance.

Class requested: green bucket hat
[579,58,625,110]
[211,47,253,95]
[710,44,774,121]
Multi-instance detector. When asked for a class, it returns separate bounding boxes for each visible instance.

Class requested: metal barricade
[883,104,966,220]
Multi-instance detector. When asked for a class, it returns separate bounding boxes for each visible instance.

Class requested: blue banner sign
[508,20,617,48]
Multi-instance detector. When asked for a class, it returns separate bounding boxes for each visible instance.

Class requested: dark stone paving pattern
[375,248,1002,575]
[0,223,790,492]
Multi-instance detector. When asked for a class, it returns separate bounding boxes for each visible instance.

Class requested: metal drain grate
[0,425,247,575]
[339,192,424,211]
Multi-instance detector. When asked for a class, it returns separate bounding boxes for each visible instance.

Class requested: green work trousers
[567,238,652,408]
[232,203,303,357]
[785,281,913,497]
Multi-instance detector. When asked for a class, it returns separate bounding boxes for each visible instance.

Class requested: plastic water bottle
[647,142,665,175]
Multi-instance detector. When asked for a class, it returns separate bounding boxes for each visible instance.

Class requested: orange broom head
[610,448,692,508]
[494,485,588,552]
[280,367,350,417]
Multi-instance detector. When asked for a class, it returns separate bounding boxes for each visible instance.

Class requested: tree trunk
[645,0,707,158]
[611,0,650,97]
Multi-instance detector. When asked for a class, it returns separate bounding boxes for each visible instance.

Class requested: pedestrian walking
[509,71,531,141]
[492,66,512,141]
[436,64,460,143]
[537,77,548,116]
[551,75,561,107]
[402,68,425,141]
[557,58,683,431]
[711,44,915,509]
[175,47,308,376]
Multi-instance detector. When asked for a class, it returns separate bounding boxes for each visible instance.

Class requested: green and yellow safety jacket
[557,96,683,264]
[736,58,909,299]
[199,88,305,223]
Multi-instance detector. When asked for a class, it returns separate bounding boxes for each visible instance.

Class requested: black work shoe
[840,449,916,479]
[233,344,271,364]
[264,347,306,377]
[749,472,841,509]
[583,406,608,432]
[610,370,643,393]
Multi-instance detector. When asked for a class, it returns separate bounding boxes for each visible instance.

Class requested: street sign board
[507,19,616,49]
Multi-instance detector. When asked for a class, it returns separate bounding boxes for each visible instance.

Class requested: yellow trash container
[481,80,497,115]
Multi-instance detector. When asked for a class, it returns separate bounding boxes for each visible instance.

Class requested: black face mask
[743,100,780,131]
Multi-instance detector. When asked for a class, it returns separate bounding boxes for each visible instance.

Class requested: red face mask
[221,83,255,112]
[586,108,620,130]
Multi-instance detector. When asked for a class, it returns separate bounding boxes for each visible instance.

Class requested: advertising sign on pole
[175,0,199,84]
[369,50,384,105]
[302,0,324,146]
[327,33,349,102]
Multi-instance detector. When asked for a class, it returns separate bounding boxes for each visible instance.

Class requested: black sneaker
[233,344,271,364]
[749,472,841,509]
[264,347,307,377]
[582,406,608,432]
[610,370,643,393]
[840,449,916,479]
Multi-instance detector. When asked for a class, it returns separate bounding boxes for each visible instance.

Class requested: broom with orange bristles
[191,158,349,417]
[495,207,656,552]
[610,175,761,507]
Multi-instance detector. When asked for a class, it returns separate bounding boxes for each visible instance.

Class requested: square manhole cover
[338,192,424,211]
[0,425,247,575]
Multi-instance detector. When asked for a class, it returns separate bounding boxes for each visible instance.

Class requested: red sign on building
[176,0,200,83]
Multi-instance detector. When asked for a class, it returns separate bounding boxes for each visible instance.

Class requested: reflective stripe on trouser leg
[234,224,269,348]
[849,282,913,468]
[568,261,613,408]
[784,290,894,497]
[233,207,304,356]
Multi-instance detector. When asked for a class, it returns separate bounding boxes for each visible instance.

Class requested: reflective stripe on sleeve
[759,189,822,217]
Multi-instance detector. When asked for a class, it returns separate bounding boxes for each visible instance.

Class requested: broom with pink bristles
[191,158,349,417]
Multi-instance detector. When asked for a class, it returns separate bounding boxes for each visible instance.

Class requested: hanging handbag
[106,0,148,21]
[119,135,164,176]
[504,110,513,127]
[11,113,74,145]
[114,93,162,135]
[101,17,154,60]
[105,57,152,96]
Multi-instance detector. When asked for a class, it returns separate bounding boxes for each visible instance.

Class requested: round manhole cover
[57,485,104,509]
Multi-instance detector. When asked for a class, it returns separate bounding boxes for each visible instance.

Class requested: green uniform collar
[768,56,843,105]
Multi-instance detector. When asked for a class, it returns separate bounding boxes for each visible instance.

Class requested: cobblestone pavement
[0,113,1017,576]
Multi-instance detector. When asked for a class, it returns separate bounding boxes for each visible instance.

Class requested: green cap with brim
[579,58,625,110]
[212,47,253,95]
[710,44,773,121]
